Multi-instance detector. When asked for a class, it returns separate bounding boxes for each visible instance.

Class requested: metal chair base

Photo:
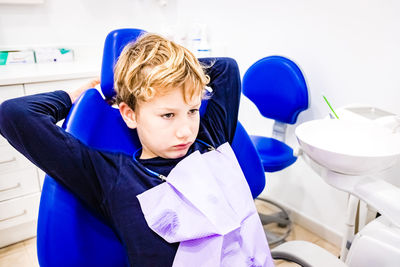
[256,197,292,246]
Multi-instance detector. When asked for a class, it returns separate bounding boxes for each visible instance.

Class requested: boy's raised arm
[0,86,109,212]
[200,57,241,145]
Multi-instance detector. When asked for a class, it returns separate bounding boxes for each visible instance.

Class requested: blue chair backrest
[37,28,146,267]
[242,56,308,124]
[101,28,145,100]
[232,121,265,198]
[37,28,265,267]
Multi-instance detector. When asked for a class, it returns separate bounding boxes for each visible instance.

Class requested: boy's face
[120,86,201,159]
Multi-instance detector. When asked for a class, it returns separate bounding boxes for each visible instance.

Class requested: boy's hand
[68,77,101,104]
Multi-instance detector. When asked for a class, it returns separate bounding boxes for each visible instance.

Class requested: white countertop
[0,62,100,86]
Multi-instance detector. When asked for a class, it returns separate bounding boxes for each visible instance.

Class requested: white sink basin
[295,119,400,175]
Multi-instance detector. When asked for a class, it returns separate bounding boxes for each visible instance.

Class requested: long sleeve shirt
[0,57,241,267]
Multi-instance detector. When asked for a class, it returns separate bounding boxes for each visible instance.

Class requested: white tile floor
[0,238,39,267]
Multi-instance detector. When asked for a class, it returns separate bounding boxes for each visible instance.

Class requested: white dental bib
[137,142,274,267]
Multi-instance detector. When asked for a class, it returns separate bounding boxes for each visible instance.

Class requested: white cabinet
[0,168,39,202]
[24,78,94,95]
[0,193,41,248]
[0,84,39,248]
[0,76,96,247]
[0,85,24,103]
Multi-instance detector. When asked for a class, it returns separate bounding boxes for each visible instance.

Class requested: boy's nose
[176,123,192,139]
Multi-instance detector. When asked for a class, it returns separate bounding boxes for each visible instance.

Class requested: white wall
[1,0,399,245]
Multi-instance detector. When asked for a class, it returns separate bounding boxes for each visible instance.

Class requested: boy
[0,33,242,266]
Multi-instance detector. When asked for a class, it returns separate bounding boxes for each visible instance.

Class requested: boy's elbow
[0,101,9,136]
[0,99,24,134]
[1,99,17,117]
[0,99,12,122]
[216,57,240,76]
[218,57,238,67]
[222,57,238,67]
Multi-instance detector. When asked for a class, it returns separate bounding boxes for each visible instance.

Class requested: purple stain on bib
[152,210,179,236]
[246,256,262,267]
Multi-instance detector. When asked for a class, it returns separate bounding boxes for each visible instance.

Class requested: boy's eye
[162,113,174,119]
[188,109,199,115]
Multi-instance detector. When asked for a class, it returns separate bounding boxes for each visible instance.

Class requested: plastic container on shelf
[189,23,211,57]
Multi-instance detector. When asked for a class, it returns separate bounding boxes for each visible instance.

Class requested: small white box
[34,48,74,63]
[0,50,35,65]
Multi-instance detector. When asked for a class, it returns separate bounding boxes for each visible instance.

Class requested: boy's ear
[119,102,137,129]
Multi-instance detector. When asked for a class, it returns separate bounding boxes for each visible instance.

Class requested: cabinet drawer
[0,168,39,202]
[0,145,34,174]
[24,77,96,95]
[0,220,37,248]
[0,192,40,230]
[0,84,24,103]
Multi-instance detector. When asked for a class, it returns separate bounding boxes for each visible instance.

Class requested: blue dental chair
[242,56,309,245]
[36,29,266,266]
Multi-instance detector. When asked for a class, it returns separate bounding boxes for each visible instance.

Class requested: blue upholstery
[37,29,266,266]
[250,136,297,172]
[242,56,308,125]
[38,173,129,267]
[100,28,145,100]
[242,56,308,172]
[232,122,265,198]
[37,28,146,267]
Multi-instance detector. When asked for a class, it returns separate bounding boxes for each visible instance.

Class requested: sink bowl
[295,119,400,175]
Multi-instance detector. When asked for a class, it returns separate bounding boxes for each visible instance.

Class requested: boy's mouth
[173,142,191,150]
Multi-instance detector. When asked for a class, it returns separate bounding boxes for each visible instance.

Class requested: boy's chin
[164,150,189,159]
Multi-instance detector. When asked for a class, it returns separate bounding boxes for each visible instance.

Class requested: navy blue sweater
[0,58,241,266]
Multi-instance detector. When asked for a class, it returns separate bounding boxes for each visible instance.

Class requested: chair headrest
[100,28,146,100]
[242,56,309,124]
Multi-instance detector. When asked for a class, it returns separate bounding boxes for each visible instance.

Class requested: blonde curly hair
[114,33,210,110]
